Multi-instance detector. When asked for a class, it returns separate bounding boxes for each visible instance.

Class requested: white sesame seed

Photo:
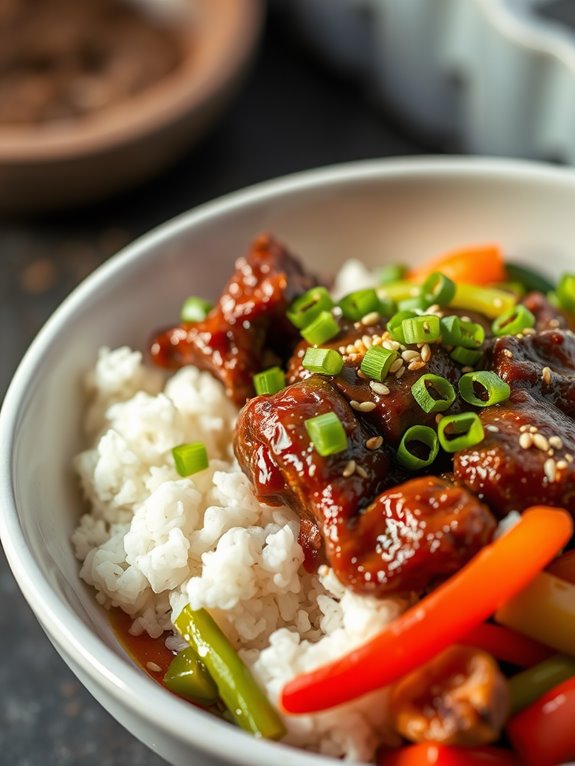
[146,662,162,673]
[556,460,568,470]
[503,349,513,358]
[566,453,574,464]
[408,360,427,371]
[486,425,500,433]
[533,433,550,452]
[542,366,552,385]
[523,327,536,335]
[549,436,563,450]
[549,319,560,329]
[361,311,380,326]
[402,350,421,361]
[529,426,538,434]
[389,358,403,373]
[342,460,356,477]
[383,339,401,351]
[395,366,406,379]
[460,316,471,323]
[358,400,377,412]
[519,425,528,432]
[421,344,431,363]
[435,414,444,424]
[519,433,533,449]
[366,436,383,450]
[544,458,557,483]
[370,381,390,395]
[362,334,373,348]
[357,370,368,380]
[461,366,474,373]
[356,465,369,479]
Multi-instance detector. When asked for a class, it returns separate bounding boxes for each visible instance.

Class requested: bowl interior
[3,158,575,765]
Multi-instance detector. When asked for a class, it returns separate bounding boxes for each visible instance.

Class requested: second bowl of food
[2,157,575,766]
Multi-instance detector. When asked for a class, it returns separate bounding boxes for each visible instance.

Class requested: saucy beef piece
[234,378,495,596]
[488,328,575,418]
[454,390,575,517]
[522,291,575,332]
[288,322,463,445]
[150,234,316,405]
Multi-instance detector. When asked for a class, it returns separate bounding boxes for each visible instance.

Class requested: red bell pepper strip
[460,623,553,668]
[281,507,572,714]
[378,743,521,766]
[507,675,575,766]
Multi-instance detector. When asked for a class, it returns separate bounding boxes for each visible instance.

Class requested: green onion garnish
[302,347,344,376]
[411,374,456,413]
[253,366,285,396]
[339,289,381,321]
[401,315,441,344]
[440,316,485,348]
[492,304,535,336]
[557,274,575,312]
[397,296,429,312]
[387,310,417,343]
[450,347,483,367]
[397,425,439,470]
[378,264,408,285]
[458,371,511,408]
[304,412,348,457]
[287,286,334,329]
[437,412,484,453]
[450,283,516,319]
[180,296,213,322]
[506,264,555,295]
[172,442,209,476]
[360,346,397,382]
[301,311,340,345]
[421,272,456,307]
[378,281,419,304]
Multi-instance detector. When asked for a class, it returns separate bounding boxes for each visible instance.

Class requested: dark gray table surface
[0,11,435,765]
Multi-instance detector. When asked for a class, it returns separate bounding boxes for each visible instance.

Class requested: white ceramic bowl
[2,157,575,766]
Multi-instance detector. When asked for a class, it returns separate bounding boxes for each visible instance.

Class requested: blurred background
[1,0,574,763]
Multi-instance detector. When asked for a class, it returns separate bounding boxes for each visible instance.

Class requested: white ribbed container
[278,0,575,163]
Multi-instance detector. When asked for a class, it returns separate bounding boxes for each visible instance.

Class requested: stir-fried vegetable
[508,653,575,715]
[450,283,516,319]
[505,263,555,294]
[175,606,286,739]
[407,244,506,286]
[172,442,208,477]
[460,623,552,668]
[163,646,219,705]
[281,507,572,714]
[378,743,521,765]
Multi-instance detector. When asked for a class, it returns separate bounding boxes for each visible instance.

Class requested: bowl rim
[2,155,575,765]
[0,0,264,163]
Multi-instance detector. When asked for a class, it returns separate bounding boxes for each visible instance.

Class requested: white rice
[73,346,407,761]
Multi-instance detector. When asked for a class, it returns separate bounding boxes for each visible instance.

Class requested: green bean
[164,646,219,705]
[508,654,575,715]
[506,263,555,294]
[175,606,286,740]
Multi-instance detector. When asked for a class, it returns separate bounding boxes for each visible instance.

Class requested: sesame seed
[389,358,403,373]
[529,426,538,434]
[366,436,383,450]
[356,465,369,479]
[358,400,377,412]
[460,316,471,323]
[383,339,401,351]
[519,433,533,449]
[519,425,529,432]
[350,400,361,410]
[361,311,380,326]
[338,346,346,354]
[523,327,536,335]
[533,433,550,452]
[503,349,513,358]
[408,360,427,371]
[544,458,557,483]
[421,344,431,363]
[395,366,406,379]
[370,381,390,395]
[146,662,162,673]
[435,414,444,424]
[342,460,356,477]
[548,449,555,457]
[549,319,560,328]
[556,460,568,470]
[486,425,500,433]
[362,334,373,348]
[332,306,343,318]
[549,436,563,449]
[346,344,356,354]
[566,453,574,464]
[402,350,421,361]
[542,366,552,385]
[427,304,441,314]
[461,366,474,373]
[423,321,430,332]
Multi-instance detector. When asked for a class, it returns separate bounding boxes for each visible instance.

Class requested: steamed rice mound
[73,346,407,760]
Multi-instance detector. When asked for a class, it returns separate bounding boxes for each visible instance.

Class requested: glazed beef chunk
[522,291,575,332]
[150,234,316,404]
[234,377,496,597]
[288,320,464,445]
[454,390,575,517]
[488,328,575,418]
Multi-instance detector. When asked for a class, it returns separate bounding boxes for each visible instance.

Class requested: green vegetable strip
[338,289,381,321]
[438,412,484,453]
[450,283,516,319]
[458,371,511,408]
[301,311,340,345]
[305,412,348,456]
[508,654,575,715]
[377,280,420,304]
[397,425,439,470]
[287,286,334,329]
[421,272,456,306]
[401,315,441,344]
[302,348,343,376]
[378,264,408,285]
[411,374,456,414]
[506,263,555,294]
[172,443,209,477]
[253,367,285,396]
[360,346,397,382]
[387,310,417,343]
[440,316,485,349]
[556,274,575,313]
[492,304,535,336]
[175,606,286,740]
[164,646,219,705]
[450,347,483,367]
[397,296,429,312]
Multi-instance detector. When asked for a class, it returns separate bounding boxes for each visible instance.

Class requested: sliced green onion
[411,374,456,413]
[506,263,555,295]
[450,347,483,367]
[301,311,340,345]
[556,273,575,313]
[492,281,526,300]
[492,304,535,336]
[438,412,484,453]
[397,425,439,470]
[339,289,381,321]
[180,296,213,322]
[508,654,575,715]
[378,280,419,304]
[401,315,441,344]
[440,316,485,349]
[378,264,408,285]
[175,606,286,739]
[302,348,343,376]
[387,310,417,343]
[172,443,209,476]
[451,283,516,319]
[304,412,348,457]
[360,346,397,382]
[377,297,397,318]
[163,646,219,705]
[421,272,456,307]
[459,371,511,408]
[397,296,429,312]
[287,287,334,329]
[253,366,285,396]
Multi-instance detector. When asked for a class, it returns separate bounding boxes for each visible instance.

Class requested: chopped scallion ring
[339,289,381,321]
[360,346,397,382]
[557,273,575,313]
[458,371,511,408]
[421,272,456,307]
[397,296,430,312]
[180,296,213,322]
[397,425,439,470]
[287,287,334,329]
[302,348,344,376]
[387,310,417,343]
[253,366,285,396]
[450,347,483,367]
[172,442,209,476]
[305,412,348,457]
[440,316,485,348]
[492,304,536,336]
[378,264,408,285]
[411,374,456,413]
[301,311,340,345]
[438,412,484,453]
[401,315,441,344]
